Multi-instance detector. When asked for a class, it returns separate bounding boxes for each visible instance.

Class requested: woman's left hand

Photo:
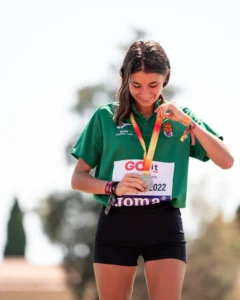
[154,101,187,123]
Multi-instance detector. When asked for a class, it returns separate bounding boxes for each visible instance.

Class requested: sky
[0,0,239,264]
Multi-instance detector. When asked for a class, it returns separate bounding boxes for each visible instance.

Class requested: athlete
[71,40,234,300]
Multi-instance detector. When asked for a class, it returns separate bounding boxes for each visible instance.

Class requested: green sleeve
[71,109,103,168]
[182,107,223,162]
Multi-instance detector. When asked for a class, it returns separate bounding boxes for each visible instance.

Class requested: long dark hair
[114,40,171,125]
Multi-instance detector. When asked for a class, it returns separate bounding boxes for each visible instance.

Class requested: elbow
[71,174,78,190]
[221,156,234,169]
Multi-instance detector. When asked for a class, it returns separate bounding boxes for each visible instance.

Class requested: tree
[182,207,240,300]
[4,197,26,257]
[37,191,100,298]
[236,205,240,224]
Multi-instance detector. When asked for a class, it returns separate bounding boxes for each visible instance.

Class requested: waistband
[112,195,171,207]
[102,201,175,215]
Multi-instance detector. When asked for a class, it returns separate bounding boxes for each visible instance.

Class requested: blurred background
[1,0,240,299]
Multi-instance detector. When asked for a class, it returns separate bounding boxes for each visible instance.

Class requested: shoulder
[89,102,119,128]
[93,102,119,124]
[95,102,119,116]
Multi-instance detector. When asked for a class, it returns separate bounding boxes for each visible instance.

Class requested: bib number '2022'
[149,183,166,192]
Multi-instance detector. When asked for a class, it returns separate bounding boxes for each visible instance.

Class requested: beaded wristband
[105,181,113,196]
[104,181,119,215]
[180,121,196,145]
[105,181,119,196]
[111,182,119,197]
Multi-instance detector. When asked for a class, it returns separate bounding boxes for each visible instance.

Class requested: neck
[135,103,154,118]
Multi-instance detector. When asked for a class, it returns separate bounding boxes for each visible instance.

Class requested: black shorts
[94,202,186,266]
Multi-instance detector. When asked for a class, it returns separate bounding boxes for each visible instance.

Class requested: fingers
[155,101,182,122]
[155,102,175,119]
[116,173,146,195]
[123,173,146,191]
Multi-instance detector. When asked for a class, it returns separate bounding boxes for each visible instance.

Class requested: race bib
[112,159,175,207]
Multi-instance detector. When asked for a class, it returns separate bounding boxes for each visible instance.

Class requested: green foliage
[236,205,240,224]
[182,213,240,300]
[73,84,111,114]
[37,191,101,299]
[4,197,26,257]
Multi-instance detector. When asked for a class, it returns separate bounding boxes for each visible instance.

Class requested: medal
[141,174,153,192]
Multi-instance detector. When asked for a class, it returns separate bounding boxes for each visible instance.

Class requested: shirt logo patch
[116,123,133,136]
[163,123,173,137]
[116,123,132,129]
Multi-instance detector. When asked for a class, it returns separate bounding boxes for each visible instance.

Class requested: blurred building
[0,257,74,300]
[0,199,74,300]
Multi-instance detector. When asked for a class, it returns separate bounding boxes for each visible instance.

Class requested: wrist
[189,120,197,131]
[105,181,113,195]
[181,115,192,127]
[105,181,119,197]
[111,182,119,197]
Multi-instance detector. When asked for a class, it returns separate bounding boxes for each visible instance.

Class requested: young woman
[71,41,234,300]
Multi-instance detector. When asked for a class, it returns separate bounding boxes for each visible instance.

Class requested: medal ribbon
[130,113,163,175]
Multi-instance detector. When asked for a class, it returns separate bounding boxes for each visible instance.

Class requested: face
[129,71,166,111]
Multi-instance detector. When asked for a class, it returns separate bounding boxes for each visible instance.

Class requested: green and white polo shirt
[71,101,223,208]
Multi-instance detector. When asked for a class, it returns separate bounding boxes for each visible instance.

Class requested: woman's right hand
[115,173,146,196]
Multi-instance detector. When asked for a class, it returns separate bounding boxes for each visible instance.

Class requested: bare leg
[94,263,137,300]
[145,258,186,300]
